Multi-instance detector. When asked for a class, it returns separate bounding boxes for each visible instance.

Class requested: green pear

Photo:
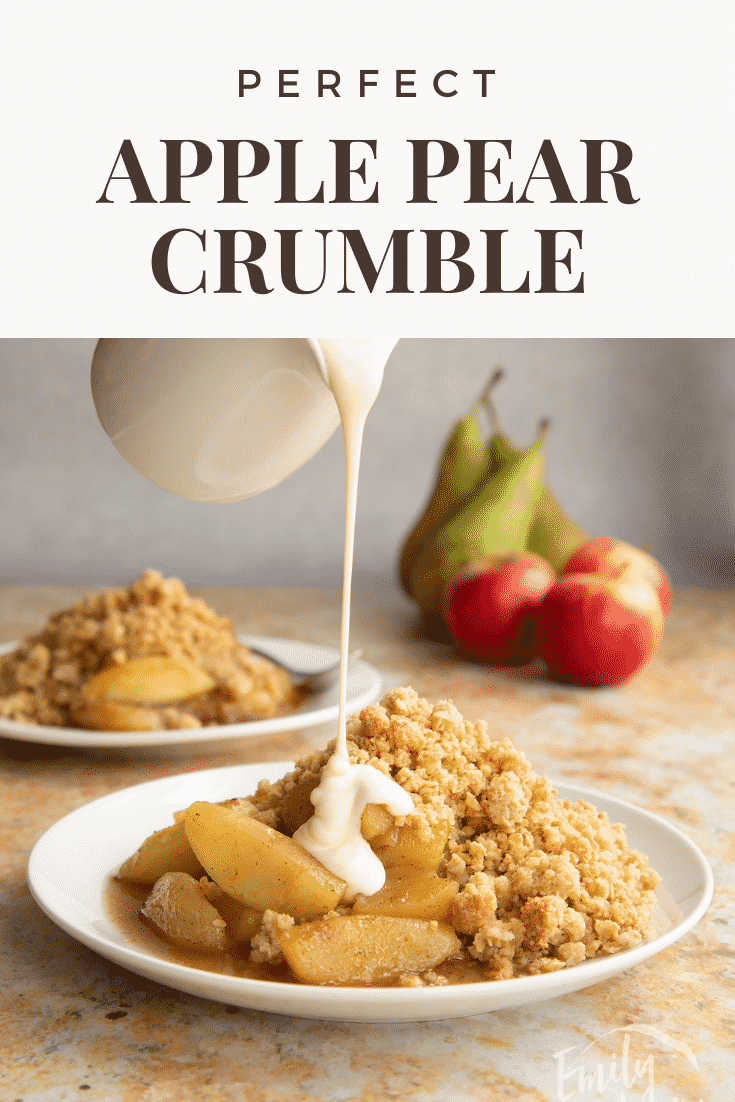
[410,422,548,620]
[527,489,589,572]
[398,371,502,598]
[484,420,590,577]
[482,407,589,573]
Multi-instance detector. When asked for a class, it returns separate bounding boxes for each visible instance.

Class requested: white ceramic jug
[91,338,397,503]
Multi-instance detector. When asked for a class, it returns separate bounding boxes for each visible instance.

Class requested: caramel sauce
[105,878,290,982]
[104,877,492,988]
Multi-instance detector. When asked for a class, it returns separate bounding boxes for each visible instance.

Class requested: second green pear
[485,430,588,572]
[410,425,547,621]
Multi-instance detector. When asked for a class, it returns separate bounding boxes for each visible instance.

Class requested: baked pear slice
[117,819,204,883]
[362,806,452,873]
[141,871,228,953]
[276,914,461,985]
[352,868,458,921]
[184,800,347,921]
[74,655,215,731]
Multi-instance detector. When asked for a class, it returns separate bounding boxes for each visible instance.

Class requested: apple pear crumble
[0,570,297,729]
[110,686,661,986]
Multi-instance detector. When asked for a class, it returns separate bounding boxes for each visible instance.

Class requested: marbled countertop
[0,585,732,1102]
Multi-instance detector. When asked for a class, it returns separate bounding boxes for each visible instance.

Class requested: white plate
[27,765,713,1023]
[0,637,381,748]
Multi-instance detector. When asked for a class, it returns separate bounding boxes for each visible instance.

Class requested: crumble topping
[248,686,660,979]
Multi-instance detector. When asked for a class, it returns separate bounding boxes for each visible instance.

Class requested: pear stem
[537,417,551,444]
[477,368,505,439]
[469,368,503,422]
[481,367,504,403]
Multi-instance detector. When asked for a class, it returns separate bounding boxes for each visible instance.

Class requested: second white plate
[27,764,713,1023]
[0,637,382,748]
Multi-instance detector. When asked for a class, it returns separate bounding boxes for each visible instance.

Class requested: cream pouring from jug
[91,336,408,897]
[293,339,413,898]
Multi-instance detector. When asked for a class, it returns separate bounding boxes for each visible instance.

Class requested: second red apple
[536,573,665,687]
[562,537,672,614]
[441,553,556,665]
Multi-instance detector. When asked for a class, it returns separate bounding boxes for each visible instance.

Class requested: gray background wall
[1,339,733,593]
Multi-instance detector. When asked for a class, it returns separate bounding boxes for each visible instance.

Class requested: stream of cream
[92,337,409,899]
[292,341,413,899]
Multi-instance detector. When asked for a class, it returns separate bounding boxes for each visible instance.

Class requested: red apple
[562,537,671,614]
[441,552,556,665]
[536,573,664,687]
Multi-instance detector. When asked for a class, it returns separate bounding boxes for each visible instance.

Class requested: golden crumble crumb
[420,969,449,986]
[397,972,424,987]
[250,910,295,964]
[396,968,449,988]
